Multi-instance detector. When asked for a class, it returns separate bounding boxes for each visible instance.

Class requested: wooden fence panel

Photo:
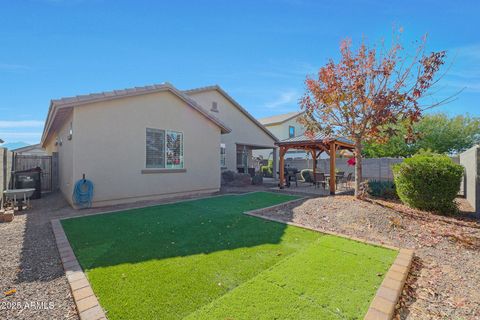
[1,148,12,193]
[14,155,53,193]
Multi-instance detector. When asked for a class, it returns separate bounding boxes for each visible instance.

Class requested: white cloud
[0,120,44,129]
[265,90,299,109]
[0,132,42,144]
[444,44,480,93]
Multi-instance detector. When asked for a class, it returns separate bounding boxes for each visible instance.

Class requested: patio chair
[287,171,298,187]
[314,172,327,189]
[335,172,345,189]
[341,173,353,189]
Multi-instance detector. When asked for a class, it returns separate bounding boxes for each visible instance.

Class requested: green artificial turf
[62,192,397,320]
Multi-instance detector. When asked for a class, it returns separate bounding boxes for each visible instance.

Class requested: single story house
[41,83,277,207]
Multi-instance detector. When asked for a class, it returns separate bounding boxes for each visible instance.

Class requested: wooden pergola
[276,133,355,195]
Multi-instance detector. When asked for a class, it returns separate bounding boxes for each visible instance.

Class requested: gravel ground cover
[253,194,480,320]
[0,194,78,319]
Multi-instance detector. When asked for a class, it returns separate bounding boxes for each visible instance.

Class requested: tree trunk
[354,139,363,198]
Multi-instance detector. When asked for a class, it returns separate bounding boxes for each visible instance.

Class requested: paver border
[51,219,107,320]
[244,204,414,320]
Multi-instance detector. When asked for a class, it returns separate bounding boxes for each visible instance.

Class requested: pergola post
[272,147,278,180]
[310,149,317,184]
[329,142,336,195]
[279,146,287,188]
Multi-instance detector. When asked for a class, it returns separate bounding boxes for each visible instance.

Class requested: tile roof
[258,111,304,125]
[41,83,231,145]
[50,83,172,107]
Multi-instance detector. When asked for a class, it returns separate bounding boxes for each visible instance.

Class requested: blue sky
[1,0,479,144]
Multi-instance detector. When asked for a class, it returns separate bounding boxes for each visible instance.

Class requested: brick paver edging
[244,208,414,320]
[51,219,107,320]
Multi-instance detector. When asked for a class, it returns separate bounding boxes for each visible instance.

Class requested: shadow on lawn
[59,193,308,270]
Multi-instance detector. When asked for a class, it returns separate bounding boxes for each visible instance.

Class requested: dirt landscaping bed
[253,194,480,320]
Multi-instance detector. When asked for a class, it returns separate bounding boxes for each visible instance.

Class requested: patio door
[236,146,248,172]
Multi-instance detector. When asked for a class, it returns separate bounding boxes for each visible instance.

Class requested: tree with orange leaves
[300,33,449,198]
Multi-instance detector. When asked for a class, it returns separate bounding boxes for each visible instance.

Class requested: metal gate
[14,154,58,193]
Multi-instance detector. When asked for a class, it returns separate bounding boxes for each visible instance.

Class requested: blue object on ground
[72,178,94,208]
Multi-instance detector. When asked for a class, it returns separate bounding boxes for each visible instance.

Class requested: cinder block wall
[285,157,403,181]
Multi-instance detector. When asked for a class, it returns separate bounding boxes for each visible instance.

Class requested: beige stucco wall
[186,90,276,171]
[44,112,75,204]
[47,91,222,207]
[266,116,305,141]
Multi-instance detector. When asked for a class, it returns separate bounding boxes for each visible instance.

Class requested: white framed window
[288,126,295,138]
[146,128,184,169]
[220,143,226,168]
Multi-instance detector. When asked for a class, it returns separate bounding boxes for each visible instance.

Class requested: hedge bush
[392,152,463,213]
[367,180,398,199]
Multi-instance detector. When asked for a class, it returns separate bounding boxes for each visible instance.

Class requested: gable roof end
[183,85,279,142]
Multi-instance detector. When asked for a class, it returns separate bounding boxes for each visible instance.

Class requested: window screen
[146,128,165,168]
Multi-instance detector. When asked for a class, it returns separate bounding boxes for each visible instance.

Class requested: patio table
[324,174,345,190]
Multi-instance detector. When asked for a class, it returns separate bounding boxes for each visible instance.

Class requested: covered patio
[276,133,355,195]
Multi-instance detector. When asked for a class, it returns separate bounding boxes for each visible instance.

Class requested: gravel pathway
[253,194,480,320]
[0,194,78,319]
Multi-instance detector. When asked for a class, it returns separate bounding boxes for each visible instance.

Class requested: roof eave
[260,111,305,126]
[41,84,232,146]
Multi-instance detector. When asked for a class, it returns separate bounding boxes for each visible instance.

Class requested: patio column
[329,142,336,195]
[279,146,287,188]
[272,147,278,180]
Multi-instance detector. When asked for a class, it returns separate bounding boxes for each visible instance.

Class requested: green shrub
[367,180,398,199]
[392,152,464,213]
[252,174,263,185]
[221,170,235,183]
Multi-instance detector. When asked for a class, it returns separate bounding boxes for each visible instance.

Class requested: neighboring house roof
[11,143,43,153]
[41,83,231,146]
[1,141,28,150]
[183,85,278,142]
[277,132,354,147]
[258,111,305,126]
